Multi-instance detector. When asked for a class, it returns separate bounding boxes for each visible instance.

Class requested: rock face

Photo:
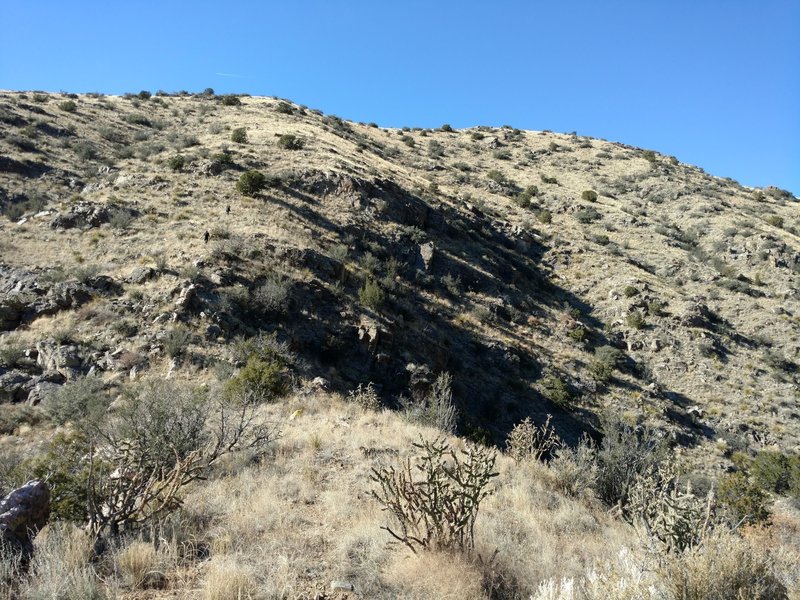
[0,266,122,331]
[0,480,50,557]
[0,266,91,330]
[49,202,110,229]
[36,339,83,380]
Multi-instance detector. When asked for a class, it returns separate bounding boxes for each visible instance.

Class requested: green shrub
[400,135,415,147]
[536,209,552,224]
[439,123,454,132]
[589,345,623,384]
[515,185,538,208]
[540,174,558,184]
[225,350,289,402]
[23,431,92,521]
[359,279,385,310]
[163,326,193,358]
[0,337,25,367]
[575,206,601,224]
[623,285,639,297]
[58,100,77,112]
[46,376,109,427]
[220,95,242,106]
[626,310,646,329]
[167,154,185,171]
[642,150,657,162]
[277,134,304,150]
[275,101,294,114]
[237,170,267,196]
[230,127,247,144]
[581,190,598,202]
[486,169,508,185]
[751,451,798,495]
[470,131,485,141]
[766,215,784,228]
[568,326,587,343]
[596,414,668,508]
[540,373,570,405]
[717,472,771,526]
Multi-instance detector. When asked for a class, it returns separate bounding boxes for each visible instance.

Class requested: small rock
[330,581,354,592]
[419,242,435,271]
[129,266,157,284]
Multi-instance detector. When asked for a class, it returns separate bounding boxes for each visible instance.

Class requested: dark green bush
[277,134,304,150]
[575,206,601,224]
[275,101,294,114]
[58,100,77,112]
[225,346,290,402]
[581,190,598,202]
[540,373,570,405]
[536,209,552,224]
[167,154,186,171]
[220,95,242,106]
[237,170,267,196]
[717,472,771,526]
[751,451,800,496]
[24,431,92,521]
[439,123,454,132]
[589,345,623,383]
[231,127,247,144]
[623,285,639,297]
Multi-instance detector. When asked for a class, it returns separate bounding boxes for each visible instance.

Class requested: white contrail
[215,72,246,78]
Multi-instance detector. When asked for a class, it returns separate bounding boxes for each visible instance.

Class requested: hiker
[226,205,231,215]
[203,230,209,244]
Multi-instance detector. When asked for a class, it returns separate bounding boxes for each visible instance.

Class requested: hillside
[1,90,799,598]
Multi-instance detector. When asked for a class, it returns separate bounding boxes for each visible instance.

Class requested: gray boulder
[0,480,50,557]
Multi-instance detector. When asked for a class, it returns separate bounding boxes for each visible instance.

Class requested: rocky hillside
[2,90,798,463]
[1,89,800,599]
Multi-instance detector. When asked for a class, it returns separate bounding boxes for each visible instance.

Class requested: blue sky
[2,1,798,194]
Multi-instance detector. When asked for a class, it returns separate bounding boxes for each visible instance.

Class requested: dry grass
[381,550,486,599]
[202,556,257,600]
[115,540,160,589]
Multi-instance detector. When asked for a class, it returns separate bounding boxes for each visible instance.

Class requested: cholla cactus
[370,436,498,555]
[348,382,381,410]
[627,461,716,554]
[505,415,563,462]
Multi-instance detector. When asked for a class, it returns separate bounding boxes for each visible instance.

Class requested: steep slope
[0,90,798,470]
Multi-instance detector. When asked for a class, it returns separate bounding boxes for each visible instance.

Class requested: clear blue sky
[2,1,798,194]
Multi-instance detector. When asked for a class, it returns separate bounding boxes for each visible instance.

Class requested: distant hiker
[203,230,210,244]
[226,205,231,215]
